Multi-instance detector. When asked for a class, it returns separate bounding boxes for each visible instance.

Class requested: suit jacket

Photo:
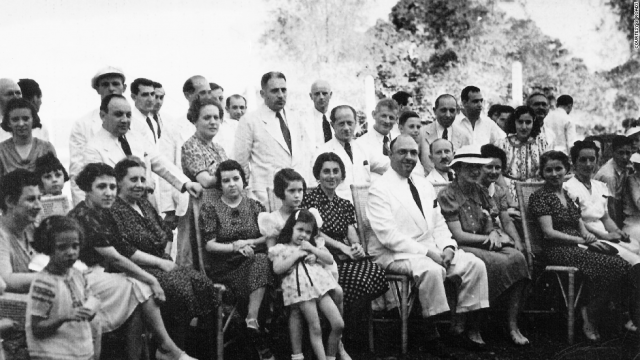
[419,122,471,174]
[354,129,391,182]
[367,168,458,269]
[234,103,312,202]
[130,106,159,148]
[69,108,103,205]
[158,115,195,216]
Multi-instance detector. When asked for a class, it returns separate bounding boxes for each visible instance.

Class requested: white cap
[91,66,125,90]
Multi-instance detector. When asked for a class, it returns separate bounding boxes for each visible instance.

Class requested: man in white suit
[314,105,388,202]
[129,78,161,148]
[355,99,397,182]
[367,134,489,356]
[84,94,202,203]
[308,80,334,152]
[234,71,311,205]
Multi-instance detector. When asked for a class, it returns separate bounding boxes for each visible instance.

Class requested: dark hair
[1,98,42,132]
[539,151,571,178]
[214,160,247,191]
[130,78,154,95]
[461,86,480,102]
[434,94,457,109]
[480,144,507,170]
[209,83,223,92]
[99,94,126,113]
[114,156,146,183]
[612,135,634,151]
[0,169,40,212]
[187,97,223,123]
[182,76,200,95]
[570,140,599,165]
[487,104,502,118]
[226,94,247,108]
[312,152,346,181]
[499,105,515,116]
[33,216,84,256]
[34,152,69,184]
[273,168,306,200]
[260,72,286,89]
[276,209,319,245]
[17,79,42,100]
[392,91,412,106]
[583,135,604,147]
[504,105,541,139]
[399,111,420,126]
[76,163,116,192]
[375,98,399,113]
[329,105,356,123]
[152,81,162,89]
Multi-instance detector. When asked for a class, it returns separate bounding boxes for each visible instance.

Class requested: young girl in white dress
[269,209,344,360]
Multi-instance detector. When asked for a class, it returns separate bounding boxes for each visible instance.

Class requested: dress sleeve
[199,203,219,241]
[181,140,209,180]
[268,244,290,270]
[258,212,280,237]
[28,275,56,319]
[437,187,461,222]
[344,202,357,227]
[528,190,552,219]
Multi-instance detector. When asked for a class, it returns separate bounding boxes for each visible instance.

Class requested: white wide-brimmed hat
[626,126,640,138]
[449,144,492,167]
[631,153,640,164]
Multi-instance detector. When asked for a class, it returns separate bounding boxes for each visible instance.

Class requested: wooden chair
[516,181,584,344]
[351,184,416,355]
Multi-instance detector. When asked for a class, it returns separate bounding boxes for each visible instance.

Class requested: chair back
[515,181,545,270]
[192,188,222,274]
[350,184,374,253]
[267,187,317,213]
[432,182,450,196]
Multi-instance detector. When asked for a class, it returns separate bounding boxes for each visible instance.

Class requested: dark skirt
[214,253,274,301]
[338,258,388,306]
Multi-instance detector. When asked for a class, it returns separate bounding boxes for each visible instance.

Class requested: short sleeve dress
[181,135,228,182]
[495,134,548,202]
[528,185,630,293]
[438,181,530,301]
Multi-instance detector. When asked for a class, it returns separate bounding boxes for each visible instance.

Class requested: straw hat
[449,144,492,167]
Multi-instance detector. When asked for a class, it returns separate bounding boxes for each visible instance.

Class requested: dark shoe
[451,334,486,351]
[420,338,457,359]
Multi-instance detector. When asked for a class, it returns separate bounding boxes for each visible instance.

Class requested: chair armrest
[545,265,580,273]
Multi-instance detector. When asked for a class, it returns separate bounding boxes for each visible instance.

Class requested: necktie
[322,114,332,143]
[383,135,390,156]
[344,141,353,163]
[145,117,157,143]
[408,178,424,217]
[447,171,455,181]
[153,114,161,139]
[442,127,448,140]
[276,111,292,154]
[118,135,132,156]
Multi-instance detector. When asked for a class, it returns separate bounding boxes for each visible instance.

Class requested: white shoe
[625,319,638,332]
[338,341,352,360]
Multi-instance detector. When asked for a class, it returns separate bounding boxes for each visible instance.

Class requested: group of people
[0,65,638,360]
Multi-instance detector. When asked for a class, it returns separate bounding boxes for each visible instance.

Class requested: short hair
[526,92,547,106]
[152,81,163,89]
[130,78,154,95]
[1,98,42,133]
[434,94,457,109]
[480,144,507,170]
[114,156,146,183]
[539,151,571,178]
[34,152,69,183]
[429,138,453,154]
[17,79,42,100]
[392,91,412,106]
[612,135,634,151]
[0,169,39,212]
[209,83,223,92]
[277,209,319,246]
[583,135,604,147]
[461,86,481,102]
[570,140,600,165]
[557,95,573,107]
[99,94,126,112]
[273,168,307,200]
[33,216,84,255]
[76,163,116,193]
[399,111,420,126]
[225,94,247,108]
[329,105,357,123]
[499,105,515,116]
[312,152,346,181]
[214,160,247,191]
[504,105,541,139]
[182,77,198,95]
[375,98,399,113]
[187,97,223,124]
[260,72,286,89]
[487,104,502,119]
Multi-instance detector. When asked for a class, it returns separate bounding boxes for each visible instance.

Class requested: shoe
[420,338,456,359]
[338,341,352,360]
[625,319,638,333]
[451,333,486,351]
[509,329,530,346]
[246,326,275,360]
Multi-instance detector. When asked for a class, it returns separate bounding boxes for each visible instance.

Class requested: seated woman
[0,98,56,179]
[69,162,197,360]
[438,145,530,346]
[623,153,640,245]
[198,159,275,360]
[108,157,219,350]
[530,150,639,341]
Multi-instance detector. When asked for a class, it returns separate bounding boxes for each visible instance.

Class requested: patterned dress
[495,134,548,202]
[199,195,273,300]
[301,187,388,306]
[181,134,228,182]
[529,185,630,294]
[109,197,219,325]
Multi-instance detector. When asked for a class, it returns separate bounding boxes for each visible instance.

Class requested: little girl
[269,209,344,360]
[26,216,100,360]
[34,153,71,226]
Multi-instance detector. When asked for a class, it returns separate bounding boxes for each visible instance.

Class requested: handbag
[586,242,619,256]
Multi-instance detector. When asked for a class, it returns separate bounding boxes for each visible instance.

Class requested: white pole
[512,61,523,106]
[365,75,376,123]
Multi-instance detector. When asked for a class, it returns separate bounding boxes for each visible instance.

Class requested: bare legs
[507,281,529,345]
[140,297,186,359]
[296,295,344,360]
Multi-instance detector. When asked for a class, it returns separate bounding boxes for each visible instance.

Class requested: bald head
[183,76,210,104]
[0,79,22,113]
[389,134,419,178]
[309,80,332,114]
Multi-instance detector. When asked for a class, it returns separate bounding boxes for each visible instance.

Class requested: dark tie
[118,135,132,156]
[276,111,292,154]
[322,114,332,142]
[442,127,448,140]
[383,135,390,156]
[344,141,353,163]
[153,114,162,139]
[408,178,424,217]
[447,171,455,181]
[145,117,157,143]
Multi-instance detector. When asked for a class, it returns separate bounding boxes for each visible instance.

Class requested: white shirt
[453,113,506,146]
[355,128,392,181]
[69,108,103,206]
[159,115,196,216]
[308,108,335,152]
[130,105,158,148]
[214,117,238,160]
[543,108,577,154]
[426,168,449,184]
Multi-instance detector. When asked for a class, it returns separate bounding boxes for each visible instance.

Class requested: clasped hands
[340,243,366,260]
[233,240,255,257]
[427,247,455,269]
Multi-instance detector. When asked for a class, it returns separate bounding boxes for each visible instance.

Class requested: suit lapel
[261,107,291,155]
[387,172,428,232]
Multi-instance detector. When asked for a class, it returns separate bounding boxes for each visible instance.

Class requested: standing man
[151,81,165,119]
[420,94,471,174]
[225,94,247,121]
[526,92,555,147]
[17,79,43,113]
[69,66,127,205]
[210,83,224,106]
[129,78,160,147]
[355,98,398,181]
[308,80,334,151]
[392,90,414,114]
[425,139,454,184]
[234,71,311,205]
[0,78,22,120]
[543,94,577,154]
[595,135,635,228]
[453,86,505,146]
[0,78,49,142]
